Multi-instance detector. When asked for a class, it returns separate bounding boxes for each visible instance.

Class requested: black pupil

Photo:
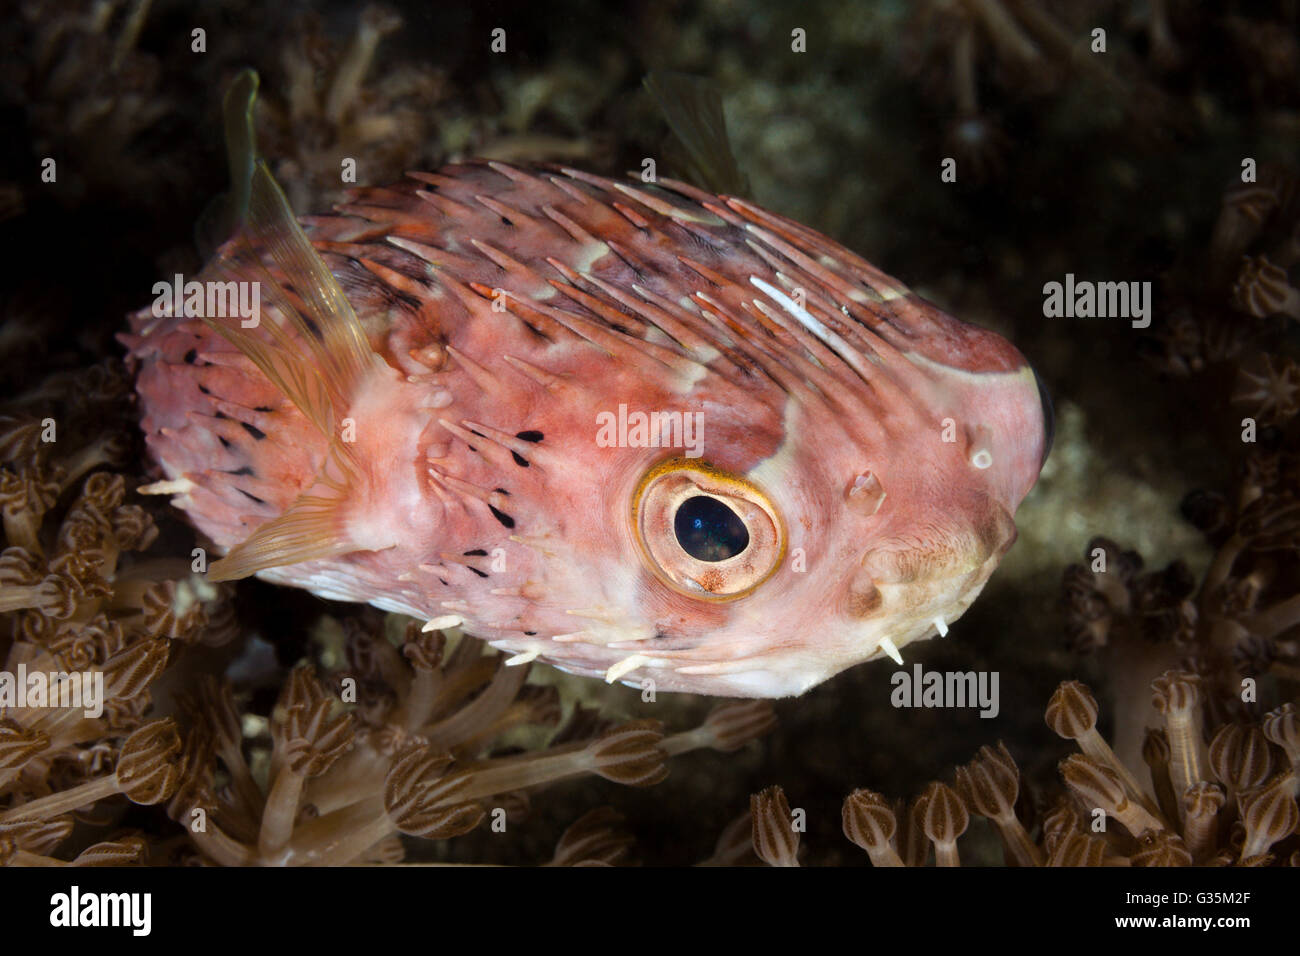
[674,496,749,562]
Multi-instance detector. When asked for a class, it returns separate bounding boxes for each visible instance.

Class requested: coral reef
[252,5,449,214]
[747,676,1297,866]
[1,0,178,210]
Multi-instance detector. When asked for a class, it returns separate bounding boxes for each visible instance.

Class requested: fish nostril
[1031,362,1055,467]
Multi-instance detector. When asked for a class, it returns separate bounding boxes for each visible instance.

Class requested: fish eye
[675,496,750,561]
[632,458,784,600]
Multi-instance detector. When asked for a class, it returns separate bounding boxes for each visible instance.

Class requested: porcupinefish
[122,73,1051,697]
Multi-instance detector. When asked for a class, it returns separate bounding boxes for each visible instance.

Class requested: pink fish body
[124,160,1049,697]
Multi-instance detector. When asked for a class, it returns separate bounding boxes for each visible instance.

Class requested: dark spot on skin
[254,405,273,413]
[183,349,197,364]
[214,410,228,419]
[241,421,267,441]
[511,451,529,467]
[237,488,266,505]
[198,384,211,395]
[494,487,510,496]
[226,466,255,477]
[217,435,232,450]
[608,246,647,284]
[520,321,552,343]
[438,577,448,586]
[469,429,485,438]
[500,216,513,226]
[516,430,543,442]
[467,566,488,578]
[488,505,515,529]
[463,549,487,556]
[524,630,537,636]
[681,226,725,255]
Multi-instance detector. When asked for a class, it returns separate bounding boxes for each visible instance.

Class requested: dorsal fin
[643,71,749,197]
